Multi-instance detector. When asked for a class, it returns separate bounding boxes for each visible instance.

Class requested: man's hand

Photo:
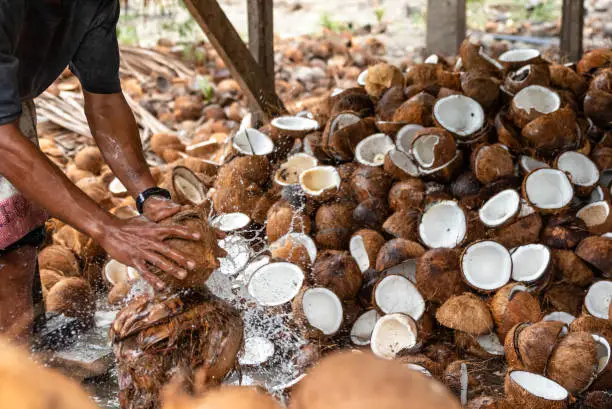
[99,216,200,290]
[142,196,182,223]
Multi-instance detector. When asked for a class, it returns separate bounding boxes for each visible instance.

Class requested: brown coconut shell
[461,71,501,110]
[575,236,612,277]
[353,198,390,230]
[322,115,378,162]
[543,283,585,316]
[375,86,406,121]
[415,248,465,303]
[395,353,444,378]
[570,316,612,345]
[591,145,612,171]
[388,179,426,211]
[331,87,375,118]
[171,166,208,207]
[74,146,103,175]
[521,108,579,155]
[411,128,457,169]
[504,370,569,409]
[107,281,132,305]
[364,63,405,100]
[546,331,598,393]
[270,235,314,272]
[350,165,393,202]
[382,209,420,241]
[53,225,104,260]
[151,133,186,161]
[443,360,481,397]
[517,321,566,373]
[577,49,612,76]
[491,284,542,341]
[471,144,514,185]
[310,250,362,300]
[552,249,594,287]
[45,277,95,320]
[584,71,612,129]
[291,287,342,340]
[454,331,504,360]
[550,64,588,96]
[494,109,523,153]
[404,63,442,86]
[351,229,386,271]
[266,201,312,243]
[392,92,435,126]
[38,245,79,276]
[375,239,425,272]
[541,214,590,249]
[459,40,502,77]
[314,201,356,250]
[40,269,64,297]
[581,391,612,409]
[504,63,551,94]
[490,212,543,249]
[436,293,494,335]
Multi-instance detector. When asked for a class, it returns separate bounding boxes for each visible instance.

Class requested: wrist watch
[136,187,172,214]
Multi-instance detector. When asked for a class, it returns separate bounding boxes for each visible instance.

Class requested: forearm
[84,91,156,197]
[0,123,115,240]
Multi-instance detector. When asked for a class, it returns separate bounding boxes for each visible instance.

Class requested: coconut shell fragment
[576,236,612,277]
[436,293,493,335]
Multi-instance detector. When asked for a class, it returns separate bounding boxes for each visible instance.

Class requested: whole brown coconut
[388,178,426,210]
[74,146,104,174]
[0,338,99,409]
[364,63,405,100]
[584,70,612,129]
[436,293,494,335]
[290,351,461,409]
[490,284,542,341]
[314,201,356,250]
[540,214,590,250]
[38,245,79,276]
[266,201,312,243]
[45,277,95,321]
[392,92,435,126]
[415,248,465,303]
[151,208,226,289]
[491,213,543,249]
[549,64,588,96]
[353,198,390,230]
[575,236,612,277]
[521,108,579,154]
[351,166,393,202]
[382,209,420,241]
[376,86,406,121]
[375,238,425,272]
[552,249,594,287]
[461,71,500,110]
[577,49,612,76]
[310,250,362,300]
[546,331,598,393]
[471,144,514,185]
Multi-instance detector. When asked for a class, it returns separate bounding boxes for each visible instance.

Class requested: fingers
[151,242,195,271]
[134,260,165,291]
[156,225,201,241]
[144,251,188,281]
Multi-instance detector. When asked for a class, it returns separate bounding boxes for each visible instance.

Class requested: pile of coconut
[37,40,612,408]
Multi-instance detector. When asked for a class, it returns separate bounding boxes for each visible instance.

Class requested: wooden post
[182,0,287,120]
[426,0,466,56]
[247,0,275,125]
[560,0,584,62]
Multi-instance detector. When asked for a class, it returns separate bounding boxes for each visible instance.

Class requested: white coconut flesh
[385,259,418,283]
[350,235,371,273]
[584,280,612,319]
[274,153,318,186]
[239,112,253,131]
[476,332,505,356]
[592,334,611,374]
[511,244,551,283]
[374,275,425,320]
[524,169,574,210]
[270,233,317,265]
[186,139,218,153]
[419,201,467,248]
[478,47,504,71]
[520,155,550,173]
[355,133,395,166]
[588,186,605,204]
[557,151,599,188]
[518,199,536,218]
[173,168,206,205]
[396,124,425,153]
[299,166,341,196]
[330,88,344,97]
[509,371,569,401]
[412,134,441,168]
[420,150,461,175]
[499,48,540,63]
[424,54,440,64]
[370,313,419,359]
[218,235,252,276]
[232,128,275,155]
[433,95,485,138]
[513,85,560,116]
[240,255,270,284]
[405,364,433,377]
[330,112,361,135]
[211,213,251,232]
[109,177,127,195]
[387,149,421,177]
[301,287,343,335]
[270,116,319,133]
[462,241,512,291]
[350,309,381,346]
[239,336,275,366]
[577,201,610,228]
[479,189,521,227]
[104,259,140,285]
[357,69,368,86]
[543,311,576,326]
[247,262,304,306]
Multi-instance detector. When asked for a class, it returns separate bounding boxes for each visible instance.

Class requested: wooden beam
[183,0,287,120]
[560,0,584,62]
[247,0,275,125]
[425,0,466,56]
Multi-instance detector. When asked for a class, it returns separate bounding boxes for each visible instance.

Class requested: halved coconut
[349,229,386,273]
[354,133,395,166]
[505,371,569,409]
[104,259,139,286]
[172,166,207,206]
[218,235,252,276]
[593,334,611,375]
[584,280,612,319]
[109,177,127,196]
[519,155,550,174]
[405,364,433,377]
[436,293,494,335]
[478,189,521,228]
[385,259,419,283]
[510,85,561,128]
[211,212,251,232]
[575,236,612,277]
[271,116,319,138]
[418,200,467,248]
[269,232,317,270]
[239,336,275,366]
[357,69,368,87]
[543,311,576,326]
[370,313,419,359]
[247,262,304,306]
[232,128,274,155]
[373,274,425,320]
[475,332,505,356]
[299,166,341,200]
[498,48,541,69]
[292,287,344,338]
[511,244,552,283]
[461,241,512,292]
[411,128,456,169]
[383,148,421,178]
[577,201,612,235]
[274,153,318,186]
[433,95,485,140]
[456,331,505,358]
[523,168,574,213]
[556,151,600,196]
[350,309,381,346]
[395,124,425,153]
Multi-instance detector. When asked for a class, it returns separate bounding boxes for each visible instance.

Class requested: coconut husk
[382,209,419,241]
[504,371,568,409]
[540,214,589,249]
[270,235,315,271]
[459,40,502,77]
[322,115,378,162]
[471,144,514,185]
[580,391,612,409]
[504,63,551,95]
[546,331,598,393]
[310,250,362,300]
[350,165,393,202]
[494,110,523,153]
[411,128,457,170]
[265,201,312,243]
[331,87,374,118]
[491,284,542,341]
[364,63,405,100]
[575,236,612,277]
[490,213,543,249]
[395,353,444,378]
[151,133,186,161]
[591,145,612,171]
[455,331,504,360]
[314,201,356,250]
[577,49,612,76]
[353,198,390,230]
[552,249,594,287]
[38,244,80,276]
[375,239,425,272]
[436,293,493,335]
[415,248,465,303]
[40,268,64,298]
[383,149,420,180]
[375,86,406,121]
[466,396,511,409]
[550,64,588,96]
[518,321,566,373]
[388,179,425,211]
[392,92,435,126]
[404,63,442,87]
[461,71,500,111]
[350,229,386,272]
[52,225,104,260]
[570,316,612,343]
[291,287,343,340]
[521,108,579,155]
[542,283,585,316]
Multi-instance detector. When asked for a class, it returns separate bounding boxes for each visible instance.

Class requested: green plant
[320,13,347,32]
[196,76,214,101]
[116,24,139,46]
[374,8,385,24]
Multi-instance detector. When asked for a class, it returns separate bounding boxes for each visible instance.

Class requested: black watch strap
[136,187,172,214]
